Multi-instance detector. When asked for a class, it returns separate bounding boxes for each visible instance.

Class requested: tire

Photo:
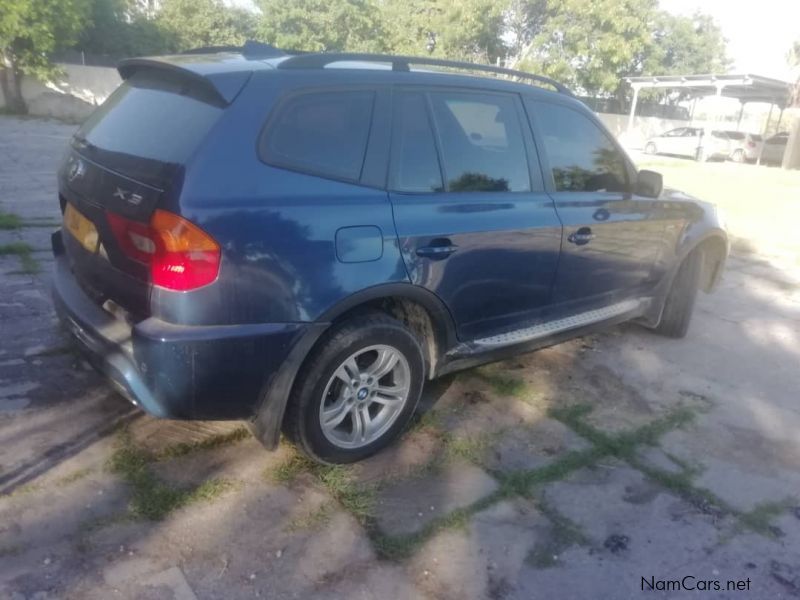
[644,142,657,155]
[283,312,425,464]
[654,249,703,338]
[731,149,745,163]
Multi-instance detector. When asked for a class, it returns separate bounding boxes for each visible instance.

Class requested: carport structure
[624,73,791,136]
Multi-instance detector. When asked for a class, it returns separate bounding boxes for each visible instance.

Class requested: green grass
[108,432,236,520]
[0,212,22,230]
[7,467,93,498]
[527,499,590,568]
[266,452,375,522]
[473,367,529,397]
[154,427,250,461]
[0,242,39,274]
[286,505,333,532]
[737,499,796,538]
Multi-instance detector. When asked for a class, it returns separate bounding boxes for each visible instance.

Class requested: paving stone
[353,428,443,485]
[633,446,689,475]
[540,461,727,569]
[483,417,592,473]
[374,461,498,536]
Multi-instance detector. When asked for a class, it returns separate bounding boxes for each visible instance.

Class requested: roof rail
[276,53,573,96]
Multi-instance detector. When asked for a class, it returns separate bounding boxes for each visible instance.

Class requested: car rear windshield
[74,70,223,187]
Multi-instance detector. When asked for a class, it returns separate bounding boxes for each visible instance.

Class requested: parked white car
[644,127,730,161]
[721,131,763,163]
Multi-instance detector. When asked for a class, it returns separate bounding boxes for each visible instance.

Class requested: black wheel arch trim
[249,282,458,449]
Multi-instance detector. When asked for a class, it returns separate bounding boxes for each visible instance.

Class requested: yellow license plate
[64,203,99,253]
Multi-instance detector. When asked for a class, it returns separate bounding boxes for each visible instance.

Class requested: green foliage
[380,0,506,62]
[0,0,91,78]
[0,241,39,273]
[79,0,170,57]
[157,0,256,52]
[256,0,386,52]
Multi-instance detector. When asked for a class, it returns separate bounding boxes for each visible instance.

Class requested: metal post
[627,85,640,135]
[763,103,774,136]
[775,107,785,132]
[736,102,745,131]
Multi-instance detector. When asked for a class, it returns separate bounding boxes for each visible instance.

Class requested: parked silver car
[644,127,729,161]
[758,132,789,166]
[721,131,763,162]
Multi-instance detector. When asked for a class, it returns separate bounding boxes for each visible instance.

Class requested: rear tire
[644,142,657,155]
[283,312,425,464]
[654,250,703,338]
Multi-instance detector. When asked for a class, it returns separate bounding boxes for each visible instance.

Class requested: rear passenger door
[388,89,563,341]
[526,99,665,310]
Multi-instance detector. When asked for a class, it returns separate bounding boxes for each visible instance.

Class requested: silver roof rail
[276,52,573,96]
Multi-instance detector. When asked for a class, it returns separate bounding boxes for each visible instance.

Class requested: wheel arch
[249,283,458,449]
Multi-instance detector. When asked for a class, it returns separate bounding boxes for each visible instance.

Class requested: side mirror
[635,169,663,198]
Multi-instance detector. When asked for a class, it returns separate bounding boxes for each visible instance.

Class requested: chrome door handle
[416,244,458,259]
[568,228,595,245]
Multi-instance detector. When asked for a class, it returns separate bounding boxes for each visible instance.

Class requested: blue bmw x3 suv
[52,44,728,463]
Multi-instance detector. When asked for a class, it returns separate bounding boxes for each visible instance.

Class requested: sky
[659,0,799,80]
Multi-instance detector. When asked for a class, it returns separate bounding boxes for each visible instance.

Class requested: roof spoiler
[117,58,253,104]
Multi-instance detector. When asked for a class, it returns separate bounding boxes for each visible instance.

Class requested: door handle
[568,228,595,246]
[416,242,458,259]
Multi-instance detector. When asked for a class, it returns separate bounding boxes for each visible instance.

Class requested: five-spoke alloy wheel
[284,313,425,464]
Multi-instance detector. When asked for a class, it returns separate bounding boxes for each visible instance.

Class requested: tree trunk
[0,56,27,114]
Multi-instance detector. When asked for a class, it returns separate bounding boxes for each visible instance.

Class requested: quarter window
[429,92,531,192]
[532,101,628,193]
[260,90,375,182]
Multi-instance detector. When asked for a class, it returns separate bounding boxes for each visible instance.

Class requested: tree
[0,0,91,113]
[507,0,728,100]
[256,0,386,53]
[156,0,257,52]
[645,12,729,76]
[380,0,507,63]
[78,0,170,58]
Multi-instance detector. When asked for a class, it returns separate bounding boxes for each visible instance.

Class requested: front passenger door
[526,99,666,311]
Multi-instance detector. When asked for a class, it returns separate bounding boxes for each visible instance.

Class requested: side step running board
[463,298,647,351]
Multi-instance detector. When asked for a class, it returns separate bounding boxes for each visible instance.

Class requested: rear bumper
[51,230,311,420]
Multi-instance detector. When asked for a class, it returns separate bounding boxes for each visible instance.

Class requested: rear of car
[722,131,763,162]
[52,60,311,420]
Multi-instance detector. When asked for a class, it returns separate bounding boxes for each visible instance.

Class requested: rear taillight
[107,210,220,291]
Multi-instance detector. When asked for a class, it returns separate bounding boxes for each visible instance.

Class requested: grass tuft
[108,431,235,520]
[0,212,22,230]
[155,427,250,461]
[473,367,529,397]
[737,499,796,538]
[527,498,590,568]
[0,242,39,273]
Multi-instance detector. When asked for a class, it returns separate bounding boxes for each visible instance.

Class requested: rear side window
[260,90,375,182]
[429,92,530,192]
[530,101,628,193]
[389,92,443,192]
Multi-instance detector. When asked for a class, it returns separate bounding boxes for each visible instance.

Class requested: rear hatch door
[59,68,226,317]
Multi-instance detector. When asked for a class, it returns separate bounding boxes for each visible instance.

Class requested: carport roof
[625,74,791,107]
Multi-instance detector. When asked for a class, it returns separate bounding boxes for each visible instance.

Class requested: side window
[260,90,375,182]
[429,92,530,192]
[531,101,628,193]
[389,92,444,193]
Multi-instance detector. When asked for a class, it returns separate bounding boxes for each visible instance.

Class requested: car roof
[118,49,575,107]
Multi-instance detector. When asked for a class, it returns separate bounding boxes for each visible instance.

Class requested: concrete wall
[0,64,121,122]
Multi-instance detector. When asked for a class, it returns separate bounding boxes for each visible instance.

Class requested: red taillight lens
[106,210,220,291]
